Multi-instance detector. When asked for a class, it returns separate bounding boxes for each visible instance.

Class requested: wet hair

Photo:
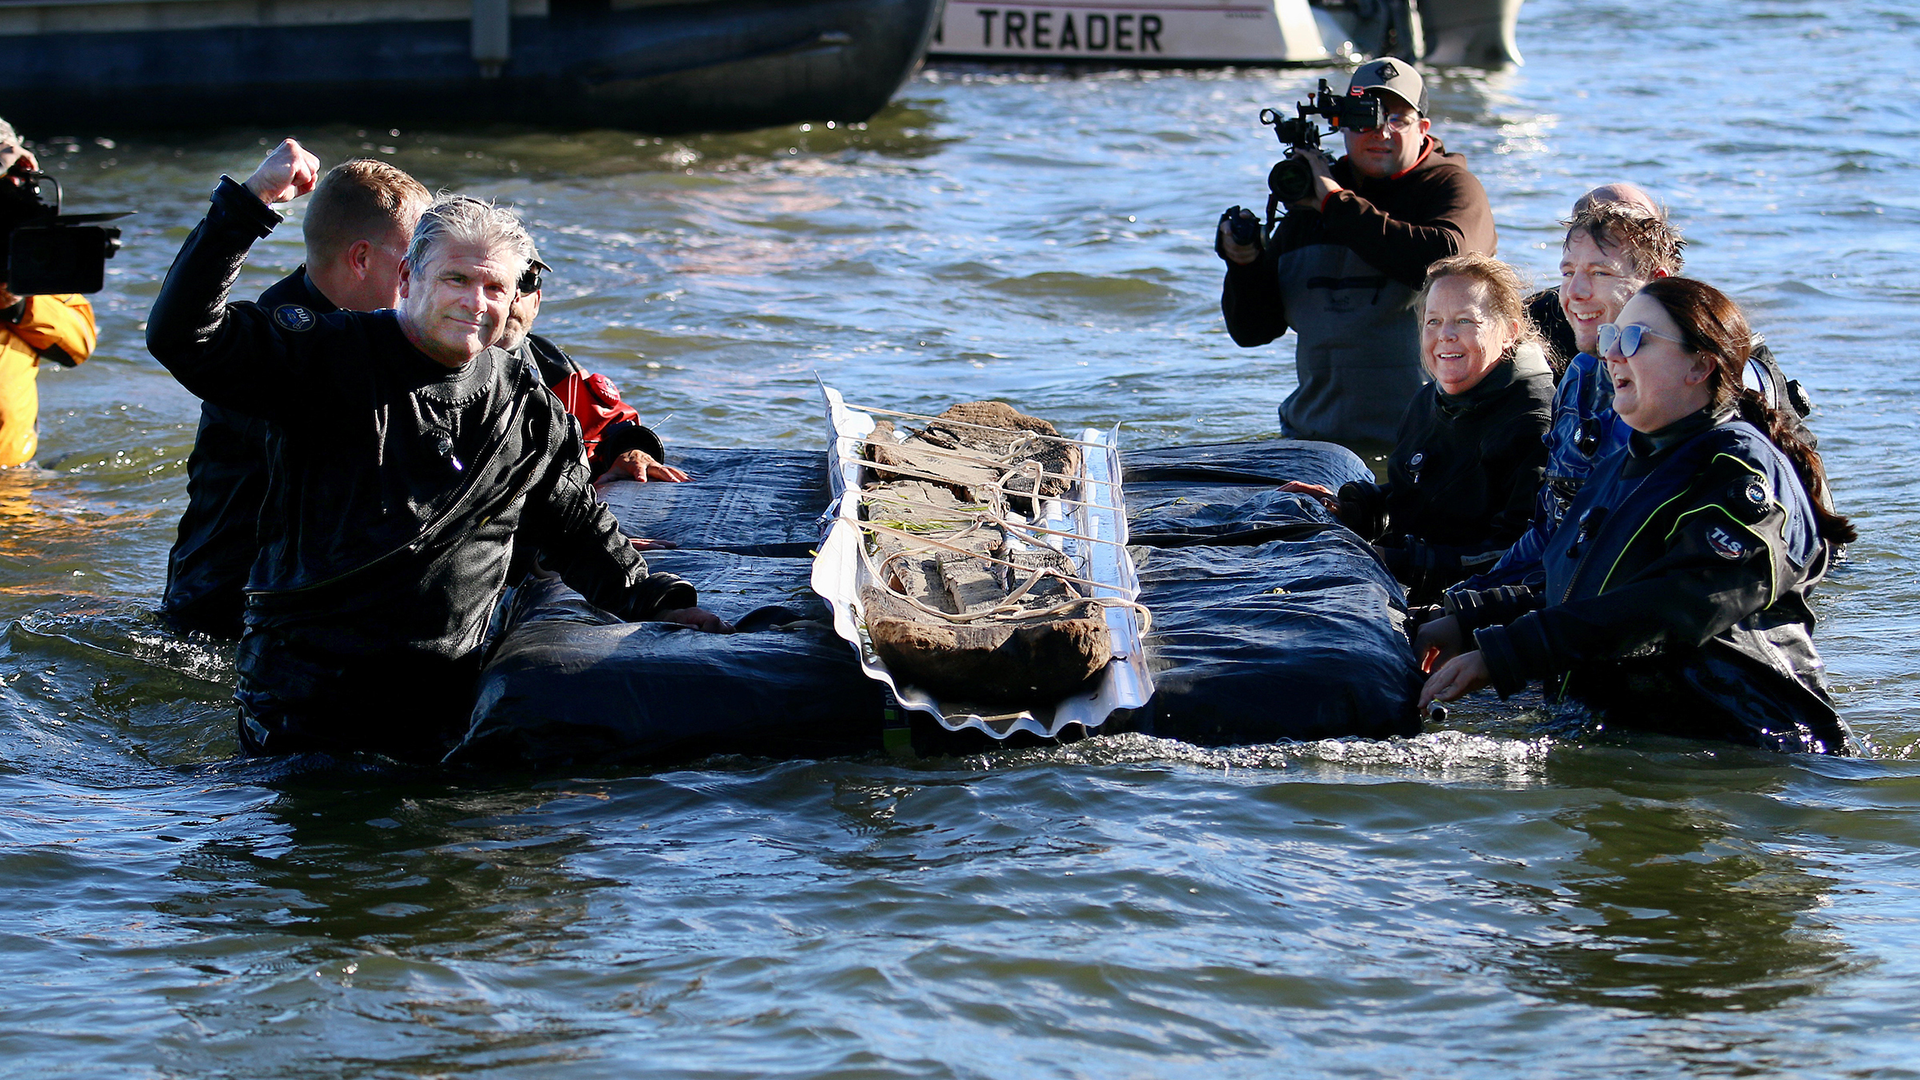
[404,195,536,282]
[1638,277,1855,543]
[303,160,431,266]
[1418,253,1541,357]
[1563,201,1686,281]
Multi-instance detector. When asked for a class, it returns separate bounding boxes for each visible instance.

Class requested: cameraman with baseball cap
[1219,59,1496,451]
[0,117,96,467]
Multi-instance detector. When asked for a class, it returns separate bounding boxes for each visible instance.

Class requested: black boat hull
[0,0,942,132]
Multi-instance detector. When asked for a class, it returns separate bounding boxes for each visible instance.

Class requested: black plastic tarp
[451,551,887,766]
[455,440,1423,765]
[598,446,833,556]
[1122,440,1423,742]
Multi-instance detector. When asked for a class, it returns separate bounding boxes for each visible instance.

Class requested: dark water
[7,0,1920,1075]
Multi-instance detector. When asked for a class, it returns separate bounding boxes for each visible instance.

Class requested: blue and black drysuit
[1457,347,1627,592]
[1443,409,1853,755]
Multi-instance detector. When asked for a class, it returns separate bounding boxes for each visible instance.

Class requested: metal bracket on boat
[472,0,511,77]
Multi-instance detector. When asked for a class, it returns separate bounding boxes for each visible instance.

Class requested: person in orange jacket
[0,119,96,466]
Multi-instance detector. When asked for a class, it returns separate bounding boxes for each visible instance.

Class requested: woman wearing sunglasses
[1283,253,1554,604]
[1417,277,1857,753]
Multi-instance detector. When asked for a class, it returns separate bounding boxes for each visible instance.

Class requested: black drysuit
[1334,345,1554,605]
[148,177,695,759]
[162,267,330,638]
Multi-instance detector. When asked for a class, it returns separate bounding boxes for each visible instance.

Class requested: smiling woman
[1284,252,1554,604]
[1419,278,1857,754]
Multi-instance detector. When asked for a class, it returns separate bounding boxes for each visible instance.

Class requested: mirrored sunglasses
[1598,321,1689,358]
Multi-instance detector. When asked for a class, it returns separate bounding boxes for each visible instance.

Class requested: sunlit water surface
[5,0,1920,1075]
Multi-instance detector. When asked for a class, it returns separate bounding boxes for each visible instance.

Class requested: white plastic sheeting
[812,384,1153,740]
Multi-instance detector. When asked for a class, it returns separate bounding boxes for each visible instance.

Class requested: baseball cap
[1346,58,1427,116]
[519,253,552,294]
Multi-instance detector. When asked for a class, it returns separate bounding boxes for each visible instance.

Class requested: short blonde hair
[303,159,431,264]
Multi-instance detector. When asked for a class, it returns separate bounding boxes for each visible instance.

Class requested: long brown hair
[1638,277,1855,543]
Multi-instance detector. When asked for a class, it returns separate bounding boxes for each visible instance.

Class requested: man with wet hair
[1217,58,1497,450]
[1526,183,1673,366]
[1441,198,1684,601]
[163,157,432,638]
[0,116,97,467]
[148,139,728,761]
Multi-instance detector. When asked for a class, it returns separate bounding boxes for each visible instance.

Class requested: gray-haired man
[148,139,728,761]
[165,157,433,638]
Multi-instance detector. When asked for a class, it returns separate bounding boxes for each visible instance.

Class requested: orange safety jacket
[0,294,96,466]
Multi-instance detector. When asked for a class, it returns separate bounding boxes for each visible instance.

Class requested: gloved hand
[1215,206,1262,265]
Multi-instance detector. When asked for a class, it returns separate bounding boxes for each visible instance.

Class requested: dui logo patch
[1706,525,1747,561]
[273,304,316,332]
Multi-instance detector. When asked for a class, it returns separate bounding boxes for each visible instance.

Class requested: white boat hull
[927,0,1524,68]
[927,0,1333,63]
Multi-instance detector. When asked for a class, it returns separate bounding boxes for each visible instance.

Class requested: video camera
[1260,79,1383,211]
[0,165,128,296]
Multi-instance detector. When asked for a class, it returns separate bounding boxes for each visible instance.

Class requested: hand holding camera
[1283,146,1340,210]
[1215,206,1263,265]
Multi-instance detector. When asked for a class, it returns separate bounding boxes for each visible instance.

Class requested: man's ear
[396,259,412,300]
[345,239,374,279]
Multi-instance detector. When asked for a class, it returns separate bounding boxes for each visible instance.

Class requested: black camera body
[1259,80,1385,209]
[0,168,127,296]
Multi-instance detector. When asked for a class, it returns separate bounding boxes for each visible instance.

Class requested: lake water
[7,0,1920,1075]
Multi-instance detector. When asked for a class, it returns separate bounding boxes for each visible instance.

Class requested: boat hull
[925,0,1521,67]
[0,0,942,132]
[928,0,1332,64]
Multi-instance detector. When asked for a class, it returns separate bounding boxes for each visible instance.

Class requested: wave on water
[968,728,1555,780]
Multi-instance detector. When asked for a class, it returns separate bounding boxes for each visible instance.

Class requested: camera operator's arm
[1319,158,1496,291]
[1220,240,1288,347]
[3,294,95,369]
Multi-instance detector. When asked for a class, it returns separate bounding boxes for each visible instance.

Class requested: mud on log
[858,401,1111,705]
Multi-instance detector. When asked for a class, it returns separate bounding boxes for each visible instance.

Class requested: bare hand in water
[1419,650,1489,711]
[1412,614,1464,673]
